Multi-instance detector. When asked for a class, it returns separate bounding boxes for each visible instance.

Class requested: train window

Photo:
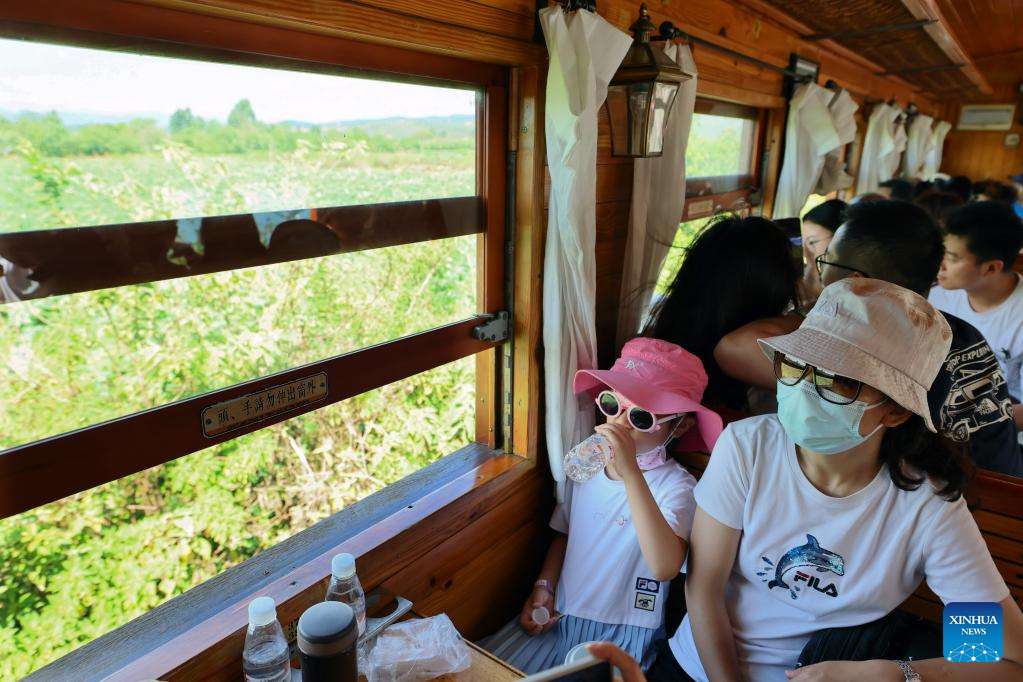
[0,39,476,231]
[686,112,756,178]
[0,36,503,677]
[0,238,477,448]
[654,217,707,295]
[651,100,760,294]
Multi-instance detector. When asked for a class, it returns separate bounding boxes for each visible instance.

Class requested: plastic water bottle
[325,553,367,637]
[242,596,291,682]
[563,433,614,482]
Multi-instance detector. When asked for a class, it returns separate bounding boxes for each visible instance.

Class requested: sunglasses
[596,390,681,432]
[773,351,864,405]
[815,254,870,279]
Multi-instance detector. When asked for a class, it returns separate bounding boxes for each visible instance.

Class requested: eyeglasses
[773,351,864,405]
[815,254,870,279]
[596,390,681,432]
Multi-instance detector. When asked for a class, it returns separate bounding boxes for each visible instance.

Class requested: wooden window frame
[0,5,511,520]
[683,99,765,220]
[0,5,552,677]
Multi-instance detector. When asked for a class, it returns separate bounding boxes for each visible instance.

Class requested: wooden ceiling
[756,0,1023,99]
[933,0,1023,62]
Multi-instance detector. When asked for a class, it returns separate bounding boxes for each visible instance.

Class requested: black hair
[880,415,974,501]
[644,215,799,409]
[802,199,847,234]
[913,190,963,229]
[940,175,972,203]
[832,199,944,296]
[993,183,1018,203]
[944,201,1023,268]
[913,180,935,198]
[973,179,1017,203]
[879,178,915,202]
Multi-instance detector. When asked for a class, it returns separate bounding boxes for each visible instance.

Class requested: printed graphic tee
[925,312,1022,477]
[550,460,696,629]
[930,276,1023,403]
[668,415,1008,682]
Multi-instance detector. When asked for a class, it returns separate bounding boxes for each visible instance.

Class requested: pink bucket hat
[574,338,724,452]
[757,278,952,432]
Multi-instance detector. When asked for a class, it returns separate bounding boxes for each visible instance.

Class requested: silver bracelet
[894,659,921,681]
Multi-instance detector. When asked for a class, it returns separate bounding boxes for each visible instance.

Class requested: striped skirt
[479,614,662,674]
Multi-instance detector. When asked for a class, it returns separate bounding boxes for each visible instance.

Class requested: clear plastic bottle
[325,552,367,637]
[563,433,615,482]
[242,596,291,682]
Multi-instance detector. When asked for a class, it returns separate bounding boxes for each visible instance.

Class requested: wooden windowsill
[30,445,535,681]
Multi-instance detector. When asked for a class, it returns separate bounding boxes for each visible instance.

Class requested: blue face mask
[776,380,888,455]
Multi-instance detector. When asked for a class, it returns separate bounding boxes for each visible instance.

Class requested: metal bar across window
[0,318,501,520]
[0,197,483,303]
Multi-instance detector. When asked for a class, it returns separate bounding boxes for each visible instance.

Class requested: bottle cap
[531,606,550,625]
[298,601,358,655]
[248,596,276,627]
[331,552,356,578]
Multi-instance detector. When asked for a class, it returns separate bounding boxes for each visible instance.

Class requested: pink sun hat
[573,337,724,452]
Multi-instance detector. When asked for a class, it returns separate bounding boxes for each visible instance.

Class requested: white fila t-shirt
[669,415,1008,682]
[550,460,696,630]
[930,275,1023,403]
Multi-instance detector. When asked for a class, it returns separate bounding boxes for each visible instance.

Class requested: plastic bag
[365,613,472,682]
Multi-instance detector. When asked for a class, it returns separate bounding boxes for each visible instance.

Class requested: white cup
[565,641,600,664]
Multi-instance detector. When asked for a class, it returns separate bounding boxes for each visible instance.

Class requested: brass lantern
[605,4,693,157]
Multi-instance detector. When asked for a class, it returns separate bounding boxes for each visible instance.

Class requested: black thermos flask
[297,601,359,682]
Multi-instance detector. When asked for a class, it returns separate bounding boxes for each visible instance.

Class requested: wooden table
[307,642,522,682]
[449,640,524,682]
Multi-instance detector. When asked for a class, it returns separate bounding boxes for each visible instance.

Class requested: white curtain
[773,82,841,218]
[923,120,952,179]
[903,114,934,179]
[883,113,908,181]
[540,6,631,499]
[615,43,697,349]
[814,88,858,195]
[856,103,896,194]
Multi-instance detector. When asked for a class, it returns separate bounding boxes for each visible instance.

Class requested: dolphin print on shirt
[756,534,845,600]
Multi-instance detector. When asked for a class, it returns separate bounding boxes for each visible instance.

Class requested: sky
[0,38,476,124]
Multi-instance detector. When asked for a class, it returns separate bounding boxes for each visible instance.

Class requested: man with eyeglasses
[715,199,1023,477]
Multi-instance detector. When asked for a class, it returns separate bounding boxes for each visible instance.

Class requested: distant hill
[0,109,170,128]
[0,109,473,138]
[286,114,475,138]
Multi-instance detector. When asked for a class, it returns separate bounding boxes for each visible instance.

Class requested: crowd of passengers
[482,175,1023,681]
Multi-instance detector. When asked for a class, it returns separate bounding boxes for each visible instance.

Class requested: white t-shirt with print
[930,275,1023,403]
[669,415,1008,682]
[550,460,697,630]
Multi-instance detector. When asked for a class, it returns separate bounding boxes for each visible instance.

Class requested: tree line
[0,99,474,157]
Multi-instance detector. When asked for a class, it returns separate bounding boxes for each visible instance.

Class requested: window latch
[472,311,510,343]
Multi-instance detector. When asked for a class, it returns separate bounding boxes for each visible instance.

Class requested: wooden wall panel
[382,498,550,639]
[939,55,1023,182]
[116,0,940,110]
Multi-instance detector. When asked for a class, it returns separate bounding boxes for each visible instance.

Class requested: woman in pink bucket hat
[649,278,1023,682]
[482,338,723,674]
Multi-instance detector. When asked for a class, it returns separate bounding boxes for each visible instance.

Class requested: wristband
[534,579,556,597]
[893,660,920,681]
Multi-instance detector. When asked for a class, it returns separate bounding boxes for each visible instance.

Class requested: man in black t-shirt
[925,316,1021,475]
[715,200,1023,476]
[816,201,1022,476]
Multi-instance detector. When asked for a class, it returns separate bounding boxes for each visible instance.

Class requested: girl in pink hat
[482,338,723,673]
